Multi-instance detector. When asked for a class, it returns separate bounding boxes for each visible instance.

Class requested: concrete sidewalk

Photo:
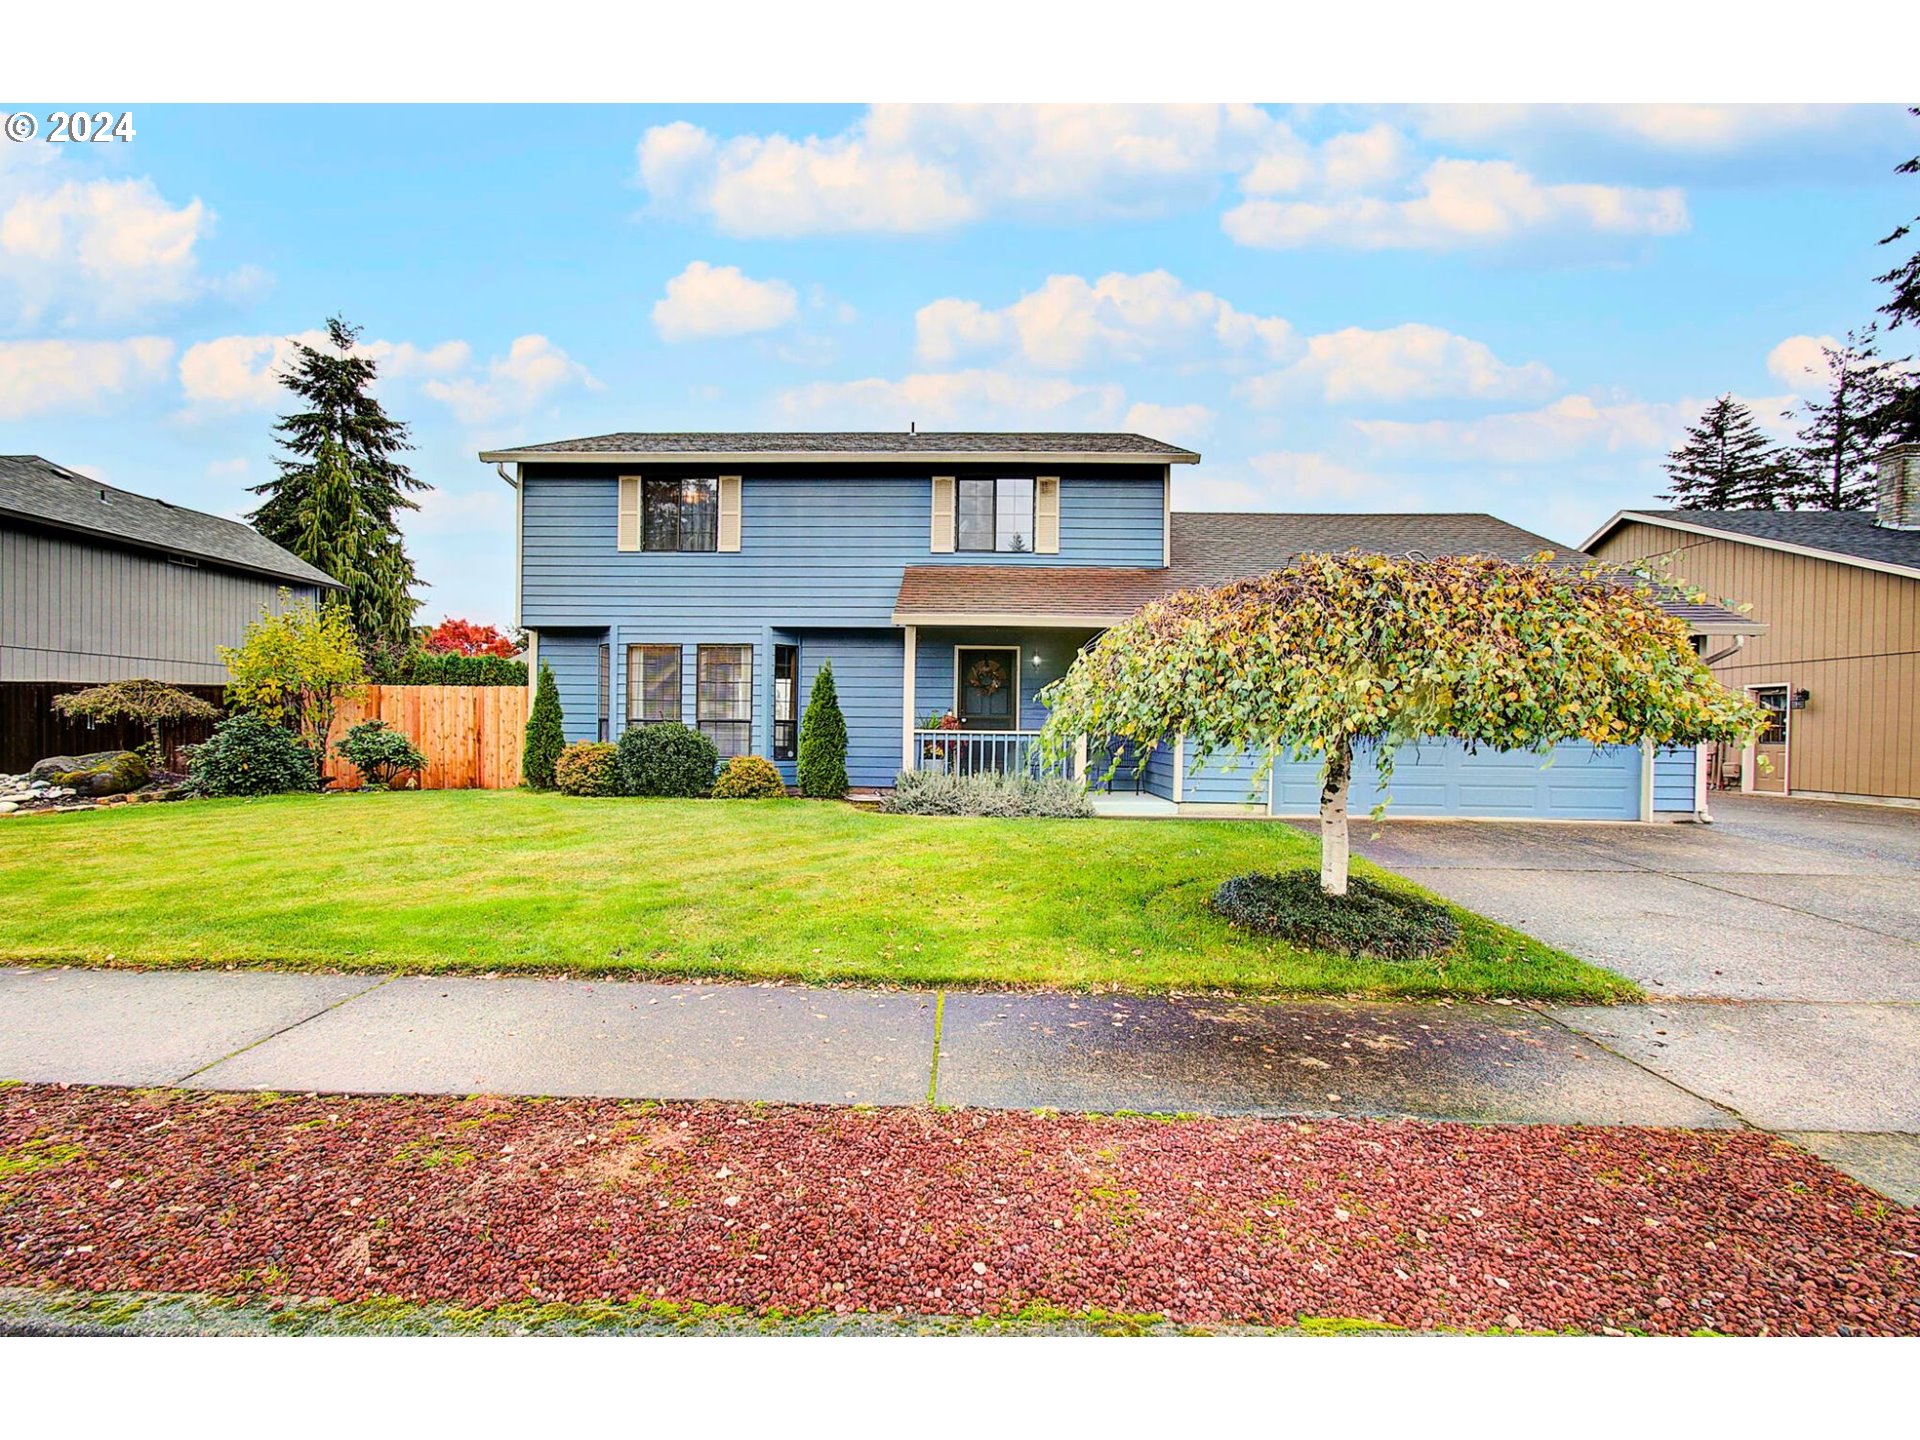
[11,963,1918,1203]
[1,962,1726,1127]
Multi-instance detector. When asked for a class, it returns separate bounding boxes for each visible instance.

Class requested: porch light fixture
[1031,652,1044,665]
[1791,689,1811,709]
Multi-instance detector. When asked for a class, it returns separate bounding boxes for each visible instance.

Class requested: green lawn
[0,792,1636,1001]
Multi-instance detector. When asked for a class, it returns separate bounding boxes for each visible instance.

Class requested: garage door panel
[1258,739,1640,819]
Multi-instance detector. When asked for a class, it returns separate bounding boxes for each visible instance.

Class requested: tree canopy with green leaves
[248,316,423,651]
[1662,395,1793,509]
[1039,553,1763,896]
[49,679,219,768]
[219,591,367,755]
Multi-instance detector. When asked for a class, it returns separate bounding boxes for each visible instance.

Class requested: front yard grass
[0,791,1635,1000]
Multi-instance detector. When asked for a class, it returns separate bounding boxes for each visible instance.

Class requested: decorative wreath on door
[965,656,1007,695]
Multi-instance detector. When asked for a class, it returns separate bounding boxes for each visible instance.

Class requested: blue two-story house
[482,430,1756,822]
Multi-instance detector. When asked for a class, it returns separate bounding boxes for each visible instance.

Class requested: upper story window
[956,477,1034,553]
[643,477,717,552]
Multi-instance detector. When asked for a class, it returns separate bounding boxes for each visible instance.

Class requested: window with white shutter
[717,475,742,552]
[1034,476,1060,554]
[617,476,641,552]
[930,476,955,552]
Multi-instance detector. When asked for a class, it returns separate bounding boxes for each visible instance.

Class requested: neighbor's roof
[1583,508,1920,582]
[0,455,341,589]
[894,510,1759,633]
[479,431,1200,466]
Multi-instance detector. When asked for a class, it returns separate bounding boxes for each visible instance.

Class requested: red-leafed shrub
[423,619,517,658]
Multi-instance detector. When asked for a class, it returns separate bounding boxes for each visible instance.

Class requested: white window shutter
[1035,476,1061,554]
[717,475,742,552]
[617,475,641,552]
[930,476,956,552]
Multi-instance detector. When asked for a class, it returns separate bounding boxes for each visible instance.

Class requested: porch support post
[1172,732,1185,803]
[1638,739,1655,823]
[901,624,917,773]
[1694,741,1712,824]
[1074,734,1088,783]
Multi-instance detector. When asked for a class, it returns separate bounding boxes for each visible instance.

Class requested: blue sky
[2,102,1914,626]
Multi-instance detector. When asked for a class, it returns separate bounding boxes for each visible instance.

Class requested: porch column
[1073,734,1088,782]
[1638,739,1655,822]
[1172,732,1185,803]
[1694,740,1712,823]
[901,624,917,772]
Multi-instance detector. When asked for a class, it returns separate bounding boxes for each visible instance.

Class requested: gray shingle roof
[895,510,1758,632]
[0,455,340,588]
[1602,508,1920,577]
[480,431,1199,462]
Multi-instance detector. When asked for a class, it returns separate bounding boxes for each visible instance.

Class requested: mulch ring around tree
[1,1085,1914,1336]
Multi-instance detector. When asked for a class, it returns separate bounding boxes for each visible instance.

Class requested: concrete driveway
[1347,793,1920,1202]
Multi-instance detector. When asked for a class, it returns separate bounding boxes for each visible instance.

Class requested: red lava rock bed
[1,1085,1915,1335]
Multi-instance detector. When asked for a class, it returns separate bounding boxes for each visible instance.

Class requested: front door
[1749,684,1789,794]
[955,647,1018,731]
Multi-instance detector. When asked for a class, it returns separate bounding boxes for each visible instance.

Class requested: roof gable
[0,455,341,589]
[1584,508,1920,582]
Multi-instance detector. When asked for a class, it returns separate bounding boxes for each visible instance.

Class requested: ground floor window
[698,644,753,758]
[773,644,798,761]
[626,644,681,727]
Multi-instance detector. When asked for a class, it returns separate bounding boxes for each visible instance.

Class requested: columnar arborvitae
[523,663,565,790]
[796,662,849,799]
[250,315,424,649]
[1786,328,1906,510]
[1662,395,1792,509]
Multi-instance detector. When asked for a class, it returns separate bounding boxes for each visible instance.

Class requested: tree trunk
[1319,736,1352,897]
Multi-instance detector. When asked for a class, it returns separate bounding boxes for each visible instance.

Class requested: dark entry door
[956,648,1017,730]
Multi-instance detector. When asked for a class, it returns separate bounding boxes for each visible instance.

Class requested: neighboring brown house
[0,455,339,769]
[1585,444,1920,806]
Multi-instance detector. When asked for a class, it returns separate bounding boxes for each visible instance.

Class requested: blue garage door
[1268,739,1643,820]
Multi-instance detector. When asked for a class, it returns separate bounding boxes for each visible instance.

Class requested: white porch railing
[911,729,1075,778]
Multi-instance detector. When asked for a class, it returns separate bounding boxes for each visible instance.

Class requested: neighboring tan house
[485,429,1752,822]
[1584,443,1920,807]
[0,455,339,769]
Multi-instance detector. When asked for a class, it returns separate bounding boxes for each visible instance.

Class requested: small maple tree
[423,618,517,657]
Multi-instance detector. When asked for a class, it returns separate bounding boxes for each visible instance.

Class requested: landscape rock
[38,750,151,797]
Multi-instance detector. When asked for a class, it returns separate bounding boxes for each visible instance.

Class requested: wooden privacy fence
[323,684,527,790]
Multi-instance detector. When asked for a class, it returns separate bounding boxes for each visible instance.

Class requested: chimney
[1877,442,1920,529]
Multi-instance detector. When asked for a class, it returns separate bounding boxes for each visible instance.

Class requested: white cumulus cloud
[423,335,600,426]
[1223,157,1688,251]
[0,167,240,326]
[1766,334,1841,397]
[638,104,1286,237]
[0,336,173,418]
[1236,323,1555,406]
[1121,401,1214,445]
[179,330,471,411]
[652,261,799,342]
[1354,393,1700,464]
[915,270,1292,370]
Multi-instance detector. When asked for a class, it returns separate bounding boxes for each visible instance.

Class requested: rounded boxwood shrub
[185,714,319,797]
[712,754,787,799]
[616,722,719,798]
[334,719,428,789]
[1210,871,1461,961]
[555,740,621,797]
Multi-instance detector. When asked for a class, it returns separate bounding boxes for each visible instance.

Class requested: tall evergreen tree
[249,315,423,648]
[1786,328,1906,510]
[1873,107,1920,445]
[1662,395,1793,510]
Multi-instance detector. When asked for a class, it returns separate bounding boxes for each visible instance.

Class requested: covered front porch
[897,622,1167,802]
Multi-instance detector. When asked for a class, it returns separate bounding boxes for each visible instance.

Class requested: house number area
[4,110,136,142]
